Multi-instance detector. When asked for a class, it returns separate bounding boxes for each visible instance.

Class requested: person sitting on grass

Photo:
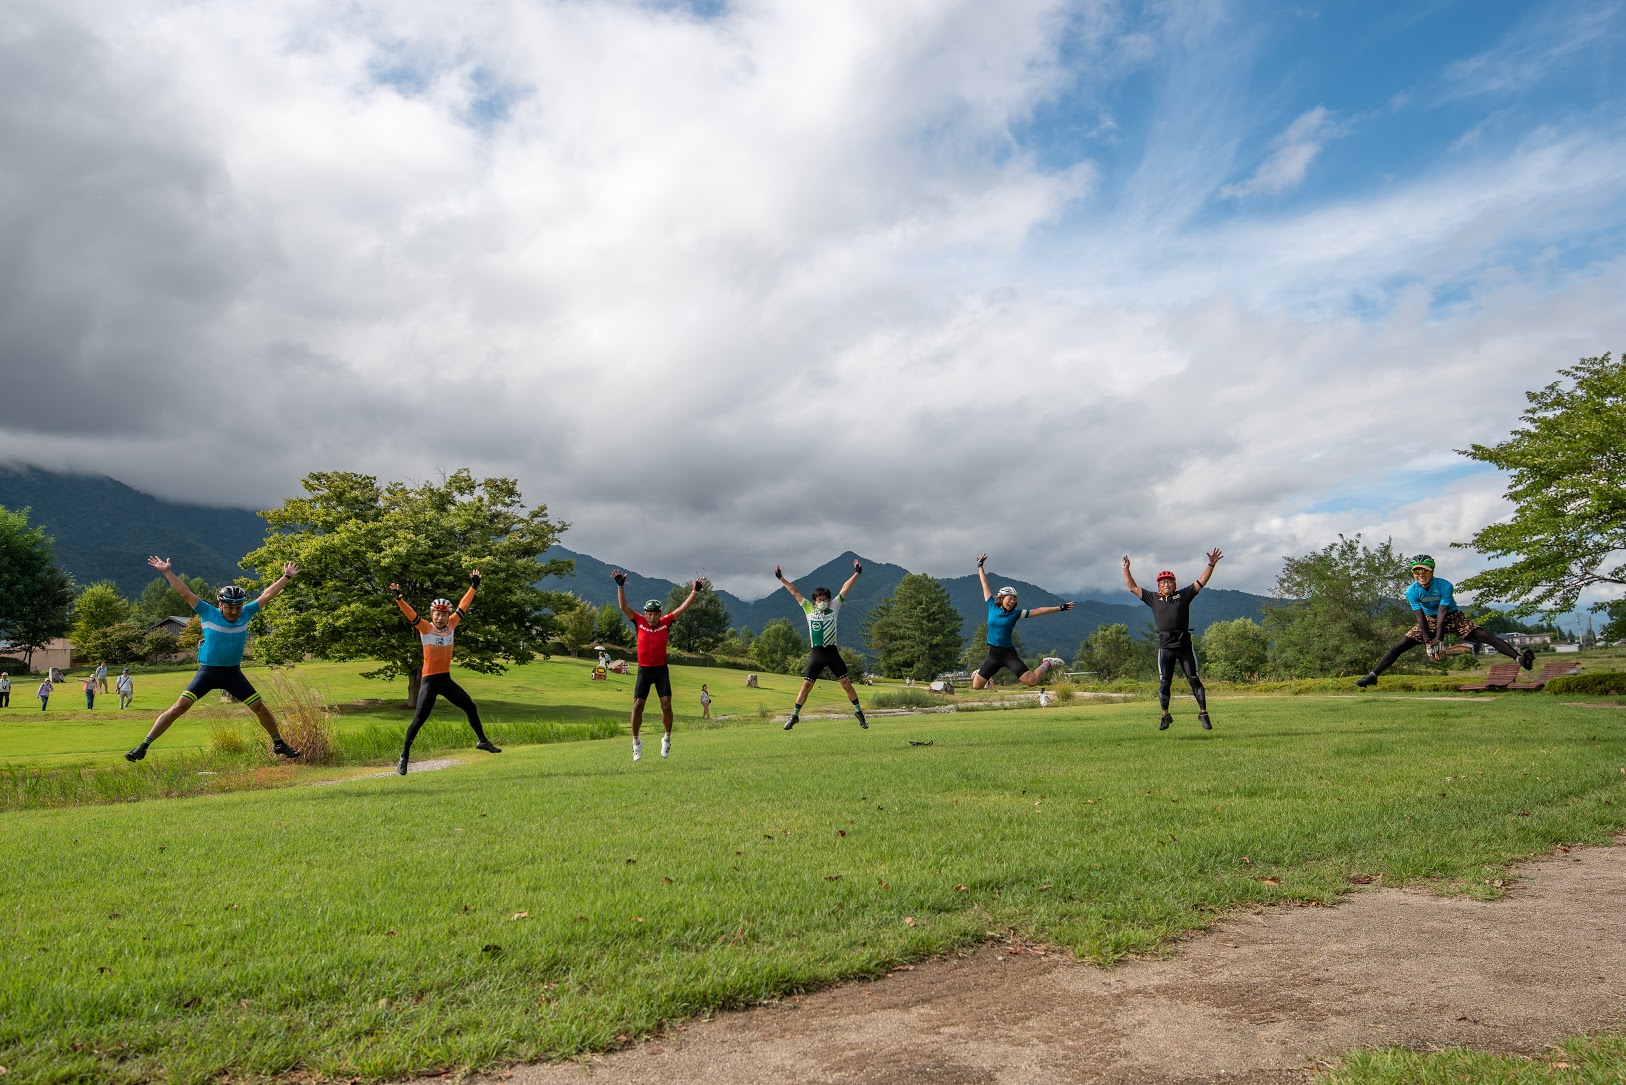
[774,558,868,731]
[1355,555,1534,688]
[126,556,302,762]
[1124,550,1222,731]
[612,570,702,761]
[970,554,1071,691]
[391,571,500,775]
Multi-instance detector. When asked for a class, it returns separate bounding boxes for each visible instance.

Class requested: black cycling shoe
[1519,648,1535,670]
[397,755,410,775]
[272,739,301,759]
[783,716,798,731]
[475,740,502,753]
[1355,673,1378,688]
[1159,713,1172,731]
[856,710,868,730]
[124,743,149,762]
[1199,712,1212,730]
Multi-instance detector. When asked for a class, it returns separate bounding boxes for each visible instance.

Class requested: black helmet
[218,585,248,605]
[1408,554,1436,572]
[643,599,664,613]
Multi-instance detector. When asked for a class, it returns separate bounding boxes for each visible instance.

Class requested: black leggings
[1370,627,1520,676]
[1157,642,1207,712]
[403,673,488,755]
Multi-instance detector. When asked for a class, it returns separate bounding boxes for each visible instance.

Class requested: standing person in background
[773,558,868,731]
[83,674,97,710]
[125,556,303,763]
[699,683,712,719]
[612,570,702,761]
[390,571,501,775]
[95,661,109,694]
[1123,550,1223,731]
[0,672,10,708]
[116,668,134,710]
[969,554,1071,691]
[37,676,52,712]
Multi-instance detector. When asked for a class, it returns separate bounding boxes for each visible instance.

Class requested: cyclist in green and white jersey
[774,557,866,731]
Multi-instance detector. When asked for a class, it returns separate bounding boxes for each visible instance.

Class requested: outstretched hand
[693,578,705,592]
[611,569,627,586]
[1122,554,1131,569]
[1206,548,1224,566]
[148,556,171,573]
[977,553,987,568]
[388,582,401,593]
[281,561,299,579]
[774,564,783,580]
[1059,601,1074,611]
[852,558,862,575]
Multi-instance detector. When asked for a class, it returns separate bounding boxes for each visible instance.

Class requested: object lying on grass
[908,740,934,747]
[1458,662,1520,693]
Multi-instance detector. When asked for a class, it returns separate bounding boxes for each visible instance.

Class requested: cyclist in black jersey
[1123,550,1222,730]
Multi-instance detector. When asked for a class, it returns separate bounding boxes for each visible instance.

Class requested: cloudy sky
[2,0,1623,602]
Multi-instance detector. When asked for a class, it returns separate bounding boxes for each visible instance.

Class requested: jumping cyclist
[970,554,1070,690]
[126,556,301,762]
[391,570,500,775]
[774,557,867,731]
[613,570,702,761]
[1124,550,1222,730]
[1355,555,1534,687]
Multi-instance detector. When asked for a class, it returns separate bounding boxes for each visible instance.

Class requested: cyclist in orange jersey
[390,570,500,775]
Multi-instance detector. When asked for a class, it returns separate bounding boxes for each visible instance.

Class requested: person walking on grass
[95,661,108,694]
[612,570,703,761]
[970,554,1071,691]
[391,571,500,775]
[37,676,52,712]
[116,668,134,710]
[774,558,868,731]
[1124,550,1222,731]
[125,556,302,763]
[0,672,10,709]
[1355,555,1534,688]
[83,674,97,710]
[700,683,711,719]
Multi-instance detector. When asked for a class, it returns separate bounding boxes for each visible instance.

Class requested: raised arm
[1122,555,1140,596]
[1028,601,1075,618]
[256,562,299,605]
[389,582,423,626]
[611,570,639,623]
[838,558,862,598]
[668,579,704,620]
[977,554,991,601]
[456,569,481,614]
[1194,549,1222,592]
[148,556,200,608]
[774,564,805,606]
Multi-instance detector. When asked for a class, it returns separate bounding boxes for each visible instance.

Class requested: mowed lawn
[1,691,1624,1083]
[0,657,848,769]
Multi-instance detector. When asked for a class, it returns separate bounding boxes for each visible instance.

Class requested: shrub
[1048,681,1079,702]
[869,687,948,709]
[262,668,339,765]
[1546,673,1626,696]
[209,720,255,757]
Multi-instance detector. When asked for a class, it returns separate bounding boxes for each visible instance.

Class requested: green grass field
[1,660,1624,1083]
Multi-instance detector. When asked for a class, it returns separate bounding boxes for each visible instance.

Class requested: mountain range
[1,466,1273,654]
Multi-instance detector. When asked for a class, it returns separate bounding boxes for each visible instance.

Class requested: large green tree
[1264,534,1413,678]
[242,470,571,706]
[0,505,74,671]
[593,604,633,649]
[666,579,731,653]
[1455,353,1626,639]
[72,581,132,643]
[862,573,964,680]
[751,618,805,674]
[1198,617,1270,683]
[1073,622,1137,681]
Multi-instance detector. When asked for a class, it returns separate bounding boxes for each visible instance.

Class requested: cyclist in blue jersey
[1355,554,1534,687]
[970,554,1071,690]
[125,556,302,762]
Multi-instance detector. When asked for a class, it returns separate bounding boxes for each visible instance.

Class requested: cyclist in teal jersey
[125,556,302,762]
[774,558,867,730]
[970,554,1071,690]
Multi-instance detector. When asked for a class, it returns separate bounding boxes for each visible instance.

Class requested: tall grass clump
[1048,680,1079,702]
[334,716,621,762]
[0,747,285,812]
[869,687,950,710]
[261,668,339,765]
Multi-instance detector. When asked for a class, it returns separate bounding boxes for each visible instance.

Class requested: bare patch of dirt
[307,758,464,786]
[454,837,1626,1085]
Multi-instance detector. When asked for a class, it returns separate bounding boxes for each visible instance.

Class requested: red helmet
[1156,570,1177,583]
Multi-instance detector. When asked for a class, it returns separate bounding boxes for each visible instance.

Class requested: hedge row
[1545,673,1626,696]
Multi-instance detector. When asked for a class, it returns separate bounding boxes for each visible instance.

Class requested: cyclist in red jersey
[612,570,702,761]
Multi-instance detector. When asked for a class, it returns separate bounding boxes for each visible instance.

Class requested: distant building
[0,637,73,673]
[147,615,193,637]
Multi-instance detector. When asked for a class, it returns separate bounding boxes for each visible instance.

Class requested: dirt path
[452,837,1626,1085]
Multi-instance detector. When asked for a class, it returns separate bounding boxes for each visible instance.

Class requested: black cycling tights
[403,673,489,755]
[1158,644,1207,712]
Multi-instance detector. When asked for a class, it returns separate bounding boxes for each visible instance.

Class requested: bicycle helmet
[1156,570,1177,581]
[996,586,1018,599]
[1408,554,1436,571]
[643,599,664,613]
[218,585,248,605]
[430,597,453,611]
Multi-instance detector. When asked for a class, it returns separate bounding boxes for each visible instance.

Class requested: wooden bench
[1458,662,1521,692]
[1508,661,1582,692]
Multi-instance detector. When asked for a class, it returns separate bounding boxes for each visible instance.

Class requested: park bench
[1507,661,1582,692]
[1458,662,1521,692]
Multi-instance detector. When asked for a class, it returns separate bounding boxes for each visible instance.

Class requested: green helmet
[1408,554,1436,571]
